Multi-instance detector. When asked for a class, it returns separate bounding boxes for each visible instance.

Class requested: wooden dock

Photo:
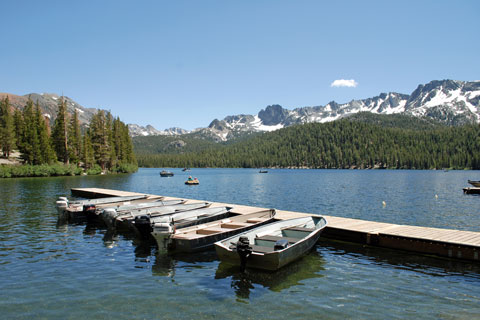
[71,188,480,262]
[70,188,159,199]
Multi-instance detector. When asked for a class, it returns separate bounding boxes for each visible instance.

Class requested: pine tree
[20,98,41,164]
[82,129,95,170]
[90,110,110,171]
[123,121,136,165]
[52,97,69,164]
[13,108,24,151]
[35,103,56,164]
[113,117,124,162]
[68,109,82,164]
[105,111,116,169]
[0,96,16,158]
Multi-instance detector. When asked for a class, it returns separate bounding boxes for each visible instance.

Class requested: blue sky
[1,0,479,130]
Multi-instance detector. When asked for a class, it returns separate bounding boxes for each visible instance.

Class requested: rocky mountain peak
[208,119,226,131]
[258,105,291,125]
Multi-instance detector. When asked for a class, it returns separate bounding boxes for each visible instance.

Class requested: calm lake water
[1,168,479,319]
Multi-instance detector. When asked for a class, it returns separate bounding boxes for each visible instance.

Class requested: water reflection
[83,220,99,236]
[102,229,120,248]
[318,238,480,280]
[152,250,217,278]
[215,250,325,299]
[133,237,157,265]
[58,210,480,290]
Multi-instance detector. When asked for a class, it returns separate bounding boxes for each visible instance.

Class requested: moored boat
[99,199,186,227]
[165,209,276,253]
[112,202,211,227]
[103,199,185,213]
[135,206,234,240]
[468,180,480,187]
[55,195,150,221]
[214,215,327,271]
[160,170,174,177]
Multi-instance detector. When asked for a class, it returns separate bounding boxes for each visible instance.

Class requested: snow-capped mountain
[127,124,189,137]
[405,80,480,124]
[165,79,479,141]
[4,79,478,141]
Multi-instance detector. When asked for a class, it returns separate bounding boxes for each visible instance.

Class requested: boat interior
[173,214,273,240]
[164,210,232,227]
[249,227,315,253]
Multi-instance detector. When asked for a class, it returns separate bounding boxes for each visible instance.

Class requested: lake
[1,168,479,319]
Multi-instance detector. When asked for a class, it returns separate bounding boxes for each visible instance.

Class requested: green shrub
[0,165,12,178]
[86,164,102,175]
[0,162,136,178]
[113,162,139,173]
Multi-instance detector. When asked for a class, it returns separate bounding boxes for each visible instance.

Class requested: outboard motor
[102,208,117,228]
[83,204,97,219]
[56,198,69,221]
[152,222,174,234]
[56,199,68,213]
[236,236,252,272]
[133,215,153,239]
[152,222,175,250]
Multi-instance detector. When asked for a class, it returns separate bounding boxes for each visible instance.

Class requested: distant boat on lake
[185,176,199,185]
[467,180,480,187]
[160,170,174,177]
[259,170,268,173]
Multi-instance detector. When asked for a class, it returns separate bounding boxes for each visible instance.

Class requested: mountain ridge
[128,79,480,140]
[2,79,479,140]
[0,92,98,126]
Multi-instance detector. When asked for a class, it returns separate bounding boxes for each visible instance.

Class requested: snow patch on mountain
[251,115,284,132]
[128,124,190,137]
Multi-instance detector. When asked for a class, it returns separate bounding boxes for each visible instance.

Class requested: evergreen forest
[0,96,137,177]
[135,114,480,170]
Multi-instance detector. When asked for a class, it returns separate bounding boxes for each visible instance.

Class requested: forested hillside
[133,135,219,155]
[344,112,446,130]
[136,114,480,170]
[0,96,137,177]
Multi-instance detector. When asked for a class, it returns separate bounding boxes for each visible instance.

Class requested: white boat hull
[215,216,327,271]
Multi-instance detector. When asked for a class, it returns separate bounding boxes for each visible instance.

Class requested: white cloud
[331,79,358,88]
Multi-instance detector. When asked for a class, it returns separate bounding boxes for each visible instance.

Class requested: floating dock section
[71,188,480,262]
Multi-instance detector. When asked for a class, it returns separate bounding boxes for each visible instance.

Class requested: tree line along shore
[0,96,137,178]
[2,95,479,178]
[135,115,480,170]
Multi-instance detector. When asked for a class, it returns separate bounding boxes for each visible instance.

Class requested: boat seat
[220,222,251,229]
[246,218,266,223]
[285,227,315,232]
[256,235,298,244]
[251,245,275,253]
[195,227,226,235]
